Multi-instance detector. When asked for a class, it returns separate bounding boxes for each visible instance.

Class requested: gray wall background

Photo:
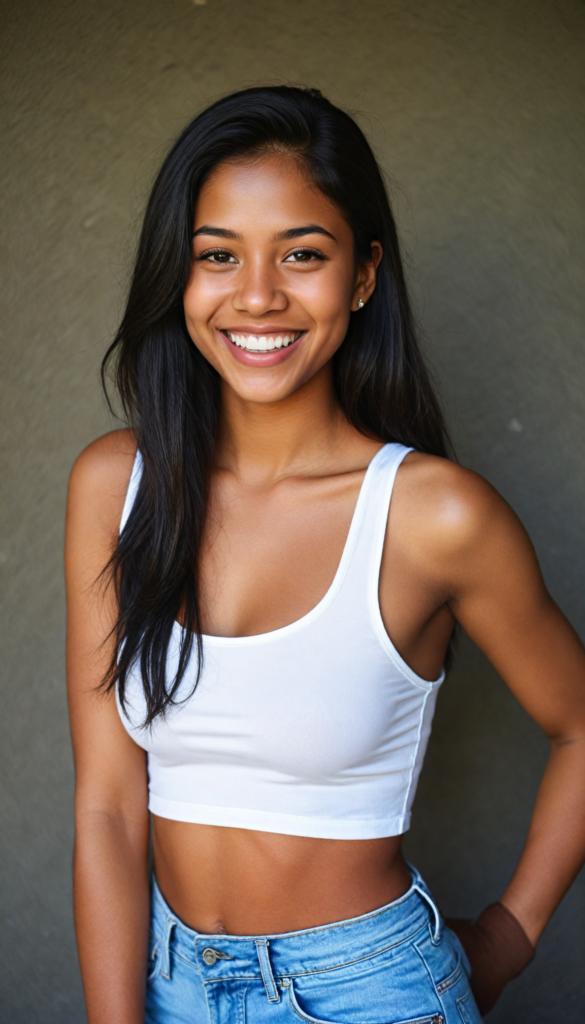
[1,0,584,1020]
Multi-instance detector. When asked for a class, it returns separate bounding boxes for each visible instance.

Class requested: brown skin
[67,155,585,1023]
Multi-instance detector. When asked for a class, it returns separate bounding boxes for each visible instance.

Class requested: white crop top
[117,443,445,840]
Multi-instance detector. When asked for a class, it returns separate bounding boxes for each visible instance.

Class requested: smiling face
[184,153,380,405]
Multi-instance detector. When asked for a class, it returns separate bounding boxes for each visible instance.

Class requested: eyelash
[195,248,236,263]
[195,246,328,264]
[284,247,328,262]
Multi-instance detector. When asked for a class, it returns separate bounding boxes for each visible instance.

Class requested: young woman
[66,86,585,1024]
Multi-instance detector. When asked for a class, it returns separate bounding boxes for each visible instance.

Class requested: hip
[146,865,482,1024]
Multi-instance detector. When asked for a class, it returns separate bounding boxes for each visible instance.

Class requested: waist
[150,863,443,981]
[152,818,409,934]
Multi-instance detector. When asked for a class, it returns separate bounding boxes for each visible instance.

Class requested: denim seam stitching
[255,938,280,1003]
[456,991,471,1024]
[146,941,160,982]
[436,958,463,995]
[170,951,207,975]
[196,887,422,948]
[288,981,442,1024]
[412,942,448,1020]
[160,919,177,980]
[191,920,430,983]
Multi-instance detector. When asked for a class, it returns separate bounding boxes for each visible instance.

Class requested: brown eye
[210,253,235,264]
[196,249,237,264]
[283,248,326,263]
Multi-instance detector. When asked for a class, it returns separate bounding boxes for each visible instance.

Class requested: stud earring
[357,298,364,309]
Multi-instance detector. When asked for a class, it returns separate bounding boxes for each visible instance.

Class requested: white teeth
[226,331,300,351]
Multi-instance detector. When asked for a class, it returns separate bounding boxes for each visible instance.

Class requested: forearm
[500,737,585,945]
[74,808,150,1024]
[444,740,585,1015]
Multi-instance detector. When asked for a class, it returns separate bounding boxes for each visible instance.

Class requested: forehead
[194,153,349,237]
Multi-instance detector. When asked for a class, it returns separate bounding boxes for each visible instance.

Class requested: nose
[232,255,288,316]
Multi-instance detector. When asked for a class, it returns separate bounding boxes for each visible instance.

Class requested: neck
[216,362,349,484]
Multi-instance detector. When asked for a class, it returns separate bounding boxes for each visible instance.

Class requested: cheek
[296,268,354,326]
[182,275,221,349]
[184,272,211,321]
[182,301,214,369]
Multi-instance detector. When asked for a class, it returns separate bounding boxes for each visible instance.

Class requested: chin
[229,377,301,405]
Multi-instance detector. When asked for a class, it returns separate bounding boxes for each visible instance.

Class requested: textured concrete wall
[1,1,584,1020]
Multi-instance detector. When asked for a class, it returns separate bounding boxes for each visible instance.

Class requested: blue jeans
[146,866,482,1024]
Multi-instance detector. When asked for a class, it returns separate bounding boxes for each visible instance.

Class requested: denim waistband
[150,864,442,996]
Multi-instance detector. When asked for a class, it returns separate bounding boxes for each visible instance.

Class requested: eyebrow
[192,224,337,242]
[274,225,337,242]
[192,225,243,240]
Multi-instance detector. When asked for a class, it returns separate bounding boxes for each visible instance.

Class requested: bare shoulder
[392,451,532,570]
[67,428,137,539]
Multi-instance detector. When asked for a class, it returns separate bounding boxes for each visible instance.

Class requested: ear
[351,241,383,312]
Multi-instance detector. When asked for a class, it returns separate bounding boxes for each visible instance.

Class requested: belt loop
[254,938,280,1002]
[160,915,177,979]
[413,883,442,943]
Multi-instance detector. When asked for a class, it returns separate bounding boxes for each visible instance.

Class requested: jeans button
[202,948,218,965]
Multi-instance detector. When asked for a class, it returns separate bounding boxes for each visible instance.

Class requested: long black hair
[102,85,451,725]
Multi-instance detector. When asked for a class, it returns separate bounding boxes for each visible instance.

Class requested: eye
[283,247,327,263]
[196,248,238,265]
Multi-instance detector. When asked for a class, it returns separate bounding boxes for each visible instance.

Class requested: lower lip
[220,331,305,367]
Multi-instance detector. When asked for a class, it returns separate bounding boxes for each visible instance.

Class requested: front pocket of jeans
[287,978,445,1024]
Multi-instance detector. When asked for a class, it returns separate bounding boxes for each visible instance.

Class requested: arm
[447,480,585,946]
[396,458,585,1011]
[66,431,150,1024]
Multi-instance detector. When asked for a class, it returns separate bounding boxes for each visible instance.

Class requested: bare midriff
[152,816,411,936]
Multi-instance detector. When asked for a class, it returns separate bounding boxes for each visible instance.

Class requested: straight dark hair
[102,85,451,725]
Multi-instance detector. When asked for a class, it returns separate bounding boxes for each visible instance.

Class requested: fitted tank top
[116,443,445,840]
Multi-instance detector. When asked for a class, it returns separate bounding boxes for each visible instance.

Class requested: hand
[446,902,535,1015]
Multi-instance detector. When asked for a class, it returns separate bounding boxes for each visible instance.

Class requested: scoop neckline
[174,443,390,647]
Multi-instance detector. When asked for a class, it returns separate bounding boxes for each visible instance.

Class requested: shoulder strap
[119,449,143,535]
[338,443,413,596]
[369,443,413,578]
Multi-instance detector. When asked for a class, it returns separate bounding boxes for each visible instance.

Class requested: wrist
[498,891,544,947]
[478,902,535,973]
[446,901,535,1015]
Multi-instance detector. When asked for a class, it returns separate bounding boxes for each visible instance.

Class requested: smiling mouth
[223,330,304,353]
